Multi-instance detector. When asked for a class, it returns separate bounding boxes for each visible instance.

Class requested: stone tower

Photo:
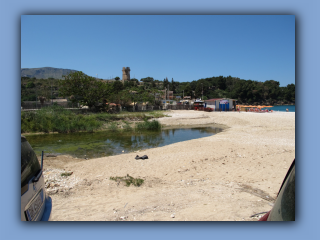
[122,67,130,83]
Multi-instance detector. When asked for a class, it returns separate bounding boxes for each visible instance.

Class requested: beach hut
[205,98,222,111]
[205,98,236,111]
[219,99,235,111]
[219,99,229,111]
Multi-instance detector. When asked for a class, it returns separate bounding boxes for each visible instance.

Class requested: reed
[108,122,118,132]
[21,106,165,134]
[136,120,161,131]
[21,106,103,133]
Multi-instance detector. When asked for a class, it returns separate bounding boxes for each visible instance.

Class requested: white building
[204,98,237,111]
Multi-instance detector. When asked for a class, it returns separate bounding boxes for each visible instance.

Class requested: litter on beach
[135,155,148,160]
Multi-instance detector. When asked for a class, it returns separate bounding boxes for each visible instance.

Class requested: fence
[123,104,195,112]
[166,104,194,110]
[21,101,78,110]
[122,105,164,112]
[21,101,234,112]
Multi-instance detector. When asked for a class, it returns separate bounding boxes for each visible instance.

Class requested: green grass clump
[92,113,118,122]
[21,106,103,133]
[110,174,144,187]
[136,120,161,131]
[61,172,73,177]
[113,111,167,121]
[122,121,133,131]
[21,106,166,134]
[108,122,118,132]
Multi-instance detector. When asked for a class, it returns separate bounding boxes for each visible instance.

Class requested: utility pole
[51,78,53,105]
[35,85,37,109]
[182,90,184,106]
[165,87,166,101]
[201,83,203,100]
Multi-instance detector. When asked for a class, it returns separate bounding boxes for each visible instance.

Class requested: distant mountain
[21,67,78,79]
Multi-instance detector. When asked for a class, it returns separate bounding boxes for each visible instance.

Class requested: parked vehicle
[21,136,52,221]
[259,159,295,221]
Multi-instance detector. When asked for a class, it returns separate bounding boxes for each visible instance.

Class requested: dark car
[21,136,52,221]
[259,159,295,221]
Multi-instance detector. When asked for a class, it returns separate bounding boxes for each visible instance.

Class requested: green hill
[21,67,78,79]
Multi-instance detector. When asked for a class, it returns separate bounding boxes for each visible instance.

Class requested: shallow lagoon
[27,126,223,159]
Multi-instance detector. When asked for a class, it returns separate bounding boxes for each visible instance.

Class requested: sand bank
[45,110,295,221]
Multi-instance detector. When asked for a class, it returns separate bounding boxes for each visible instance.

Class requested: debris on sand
[135,155,148,160]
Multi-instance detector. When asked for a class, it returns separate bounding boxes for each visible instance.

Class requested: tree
[284,83,295,102]
[112,80,124,94]
[114,76,120,81]
[140,77,154,82]
[149,88,162,105]
[26,81,35,88]
[163,77,169,90]
[195,82,202,98]
[115,88,155,108]
[130,78,139,83]
[226,76,237,93]
[263,80,280,101]
[184,84,192,97]
[217,76,226,90]
[124,80,134,89]
[59,71,111,109]
[170,78,176,93]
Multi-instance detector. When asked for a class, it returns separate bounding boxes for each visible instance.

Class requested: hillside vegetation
[21,67,77,79]
[21,68,295,106]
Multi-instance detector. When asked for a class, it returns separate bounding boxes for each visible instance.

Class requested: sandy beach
[44,110,295,221]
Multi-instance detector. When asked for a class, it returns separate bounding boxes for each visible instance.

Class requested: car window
[21,136,41,195]
[267,164,295,221]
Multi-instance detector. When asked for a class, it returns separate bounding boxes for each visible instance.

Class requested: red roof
[205,98,223,101]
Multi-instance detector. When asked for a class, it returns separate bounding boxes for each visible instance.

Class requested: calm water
[261,105,295,112]
[27,126,223,159]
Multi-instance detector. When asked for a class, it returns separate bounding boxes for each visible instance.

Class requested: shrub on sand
[110,174,144,187]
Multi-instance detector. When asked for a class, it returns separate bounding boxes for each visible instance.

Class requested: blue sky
[21,15,295,86]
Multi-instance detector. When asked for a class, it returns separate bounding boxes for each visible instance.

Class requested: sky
[21,15,295,86]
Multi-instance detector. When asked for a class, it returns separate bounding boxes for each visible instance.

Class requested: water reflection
[27,126,222,159]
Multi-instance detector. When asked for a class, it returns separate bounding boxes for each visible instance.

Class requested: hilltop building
[122,67,130,83]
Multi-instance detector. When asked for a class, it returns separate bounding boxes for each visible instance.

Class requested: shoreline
[45,110,295,221]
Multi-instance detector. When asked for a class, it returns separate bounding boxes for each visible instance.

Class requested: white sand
[45,110,295,221]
